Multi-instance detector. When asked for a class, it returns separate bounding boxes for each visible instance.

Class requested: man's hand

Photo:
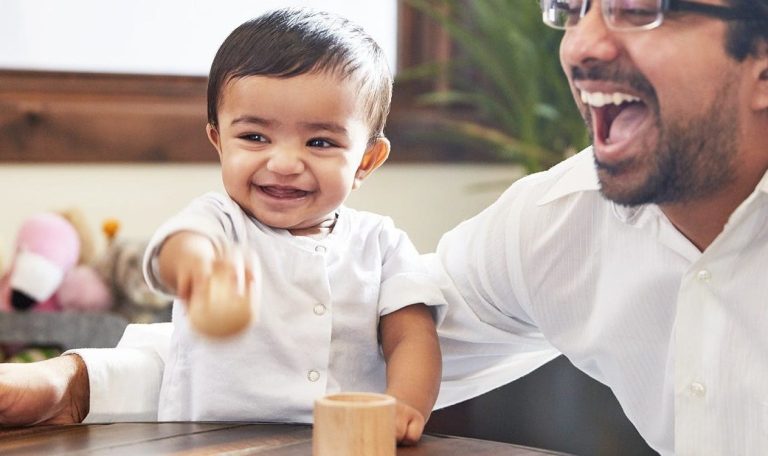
[394,400,426,446]
[0,354,89,425]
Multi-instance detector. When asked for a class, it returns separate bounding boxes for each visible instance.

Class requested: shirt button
[314,245,327,254]
[697,269,711,282]
[689,382,706,397]
[313,304,327,316]
[307,370,320,382]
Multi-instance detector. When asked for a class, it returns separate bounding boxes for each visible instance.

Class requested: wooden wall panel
[0,70,211,163]
[0,5,484,164]
[0,69,477,164]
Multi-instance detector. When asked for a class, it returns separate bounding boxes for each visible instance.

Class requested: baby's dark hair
[207,8,392,143]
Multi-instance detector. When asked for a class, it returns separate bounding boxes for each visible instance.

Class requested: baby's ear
[206,124,223,159]
[353,138,390,189]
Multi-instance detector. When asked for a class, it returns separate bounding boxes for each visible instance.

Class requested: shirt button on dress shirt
[314,245,327,254]
[689,381,707,398]
[313,304,327,316]
[307,370,321,382]
[696,269,711,282]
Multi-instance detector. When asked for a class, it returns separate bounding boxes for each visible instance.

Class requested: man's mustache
[570,64,656,99]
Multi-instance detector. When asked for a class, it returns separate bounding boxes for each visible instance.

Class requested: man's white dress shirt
[432,148,768,455]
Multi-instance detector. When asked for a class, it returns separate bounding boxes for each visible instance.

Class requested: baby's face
[208,72,376,235]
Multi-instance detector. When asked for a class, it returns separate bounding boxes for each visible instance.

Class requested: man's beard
[575,67,740,207]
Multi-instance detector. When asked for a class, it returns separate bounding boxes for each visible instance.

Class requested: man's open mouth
[580,90,649,146]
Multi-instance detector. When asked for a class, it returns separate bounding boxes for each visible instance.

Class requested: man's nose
[559,2,621,71]
[266,147,305,175]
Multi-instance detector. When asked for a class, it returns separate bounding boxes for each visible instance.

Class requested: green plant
[400,0,588,173]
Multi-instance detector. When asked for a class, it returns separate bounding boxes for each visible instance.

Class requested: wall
[0,1,397,76]
[0,164,523,266]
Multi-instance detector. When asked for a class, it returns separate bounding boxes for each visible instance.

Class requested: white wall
[0,164,523,267]
[0,0,398,75]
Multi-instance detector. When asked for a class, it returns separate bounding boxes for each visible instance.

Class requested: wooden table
[0,422,567,455]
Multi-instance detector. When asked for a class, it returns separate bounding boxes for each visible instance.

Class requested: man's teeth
[580,91,640,108]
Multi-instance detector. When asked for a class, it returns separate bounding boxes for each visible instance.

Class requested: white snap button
[313,304,327,316]
[697,269,711,282]
[689,382,706,397]
[307,370,320,382]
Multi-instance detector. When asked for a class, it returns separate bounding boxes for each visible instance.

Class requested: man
[1,1,767,454]
[432,0,768,454]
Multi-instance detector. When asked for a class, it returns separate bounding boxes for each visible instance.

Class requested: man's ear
[352,137,390,190]
[206,123,224,159]
[751,41,768,111]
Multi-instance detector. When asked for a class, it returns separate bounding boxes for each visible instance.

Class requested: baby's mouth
[259,185,310,199]
[581,90,649,146]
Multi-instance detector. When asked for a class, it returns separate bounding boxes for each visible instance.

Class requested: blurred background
[0,0,588,255]
[0,1,654,454]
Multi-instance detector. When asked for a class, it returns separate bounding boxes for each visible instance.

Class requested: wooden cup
[312,392,396,456]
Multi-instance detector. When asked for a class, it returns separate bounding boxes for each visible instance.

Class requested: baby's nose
[266,148,305,175]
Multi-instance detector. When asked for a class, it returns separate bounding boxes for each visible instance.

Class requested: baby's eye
[239,133,267,142]
[307,138,336,148]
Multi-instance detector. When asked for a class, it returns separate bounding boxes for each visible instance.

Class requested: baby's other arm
[380,303,441,445]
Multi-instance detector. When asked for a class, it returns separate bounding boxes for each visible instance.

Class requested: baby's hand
[394,400,426,446]
[188,253,253,338]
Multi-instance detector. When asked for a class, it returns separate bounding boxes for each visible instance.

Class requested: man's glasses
[541,0,754,31]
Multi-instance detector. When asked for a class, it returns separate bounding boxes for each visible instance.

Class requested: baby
[143,8,443,444]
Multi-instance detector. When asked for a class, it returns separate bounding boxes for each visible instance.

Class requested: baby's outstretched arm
[379,304,441,445]
[157,231,252,337]
[157,231,217,301]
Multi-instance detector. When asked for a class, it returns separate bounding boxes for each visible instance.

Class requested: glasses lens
[605,0,664,29]
[542,0,584,29]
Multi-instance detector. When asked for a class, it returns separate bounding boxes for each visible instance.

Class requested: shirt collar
[536,147,600,206]
[756,167,768,195]
[534,148,768,223]
[535,147,649,225]
[722,166,768,226]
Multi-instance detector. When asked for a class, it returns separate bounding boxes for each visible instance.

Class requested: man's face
[559,0,748,206]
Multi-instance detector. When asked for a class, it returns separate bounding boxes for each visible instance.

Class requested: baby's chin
[237,201,337,235]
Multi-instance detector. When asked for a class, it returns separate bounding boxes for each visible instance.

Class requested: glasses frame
[541,0,755,31]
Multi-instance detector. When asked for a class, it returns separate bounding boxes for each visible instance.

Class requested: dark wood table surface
[0,422,568,455]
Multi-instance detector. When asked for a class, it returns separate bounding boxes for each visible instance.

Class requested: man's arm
[0,353,89,425]
[380,303,441,445]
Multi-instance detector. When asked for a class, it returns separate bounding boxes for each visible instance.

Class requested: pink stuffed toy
[0,212,112,312]
[57,264,113,311]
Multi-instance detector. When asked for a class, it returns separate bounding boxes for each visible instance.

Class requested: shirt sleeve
[376,217,446,322]
[65,322,173,422]
[430,176,561,409]
[142,192,241,297]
